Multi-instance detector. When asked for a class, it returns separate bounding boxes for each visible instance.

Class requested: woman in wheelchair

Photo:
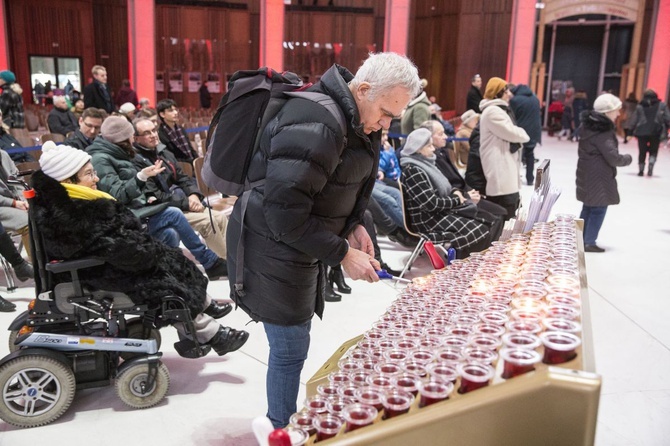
[399,128,496,259]
[30,142,248,358]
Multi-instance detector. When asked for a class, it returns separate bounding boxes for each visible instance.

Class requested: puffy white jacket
[479,98,530,196]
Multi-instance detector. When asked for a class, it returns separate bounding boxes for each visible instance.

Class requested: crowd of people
[0,53,668,431]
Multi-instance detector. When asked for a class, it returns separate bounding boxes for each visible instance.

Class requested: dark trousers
[637,136,660,164]
[486,192,520,221]
[580,205,608,246]
[522,143,537,185]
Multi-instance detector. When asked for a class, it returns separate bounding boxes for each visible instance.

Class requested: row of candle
[286,216,583,442]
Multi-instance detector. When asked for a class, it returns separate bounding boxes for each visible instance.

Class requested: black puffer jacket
[30,171,208,318]
[227,64,378,325]
[576,111,632,207]
[510,84,542,145]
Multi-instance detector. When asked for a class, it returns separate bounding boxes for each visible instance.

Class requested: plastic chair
[397,180,454,278]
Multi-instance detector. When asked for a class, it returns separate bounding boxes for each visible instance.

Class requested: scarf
[400,153,452,198]
[62,183,115,201]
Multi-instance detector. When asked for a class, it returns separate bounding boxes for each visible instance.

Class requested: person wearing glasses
[64,107,107,151]
[132,117,229,259]
[29,142,249,357]
[478,77,529,220]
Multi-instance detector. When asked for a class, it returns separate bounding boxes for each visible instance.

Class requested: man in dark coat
[576,94,632,252]
[630,89,670,176]
[64,107,106,151]
[466,74,483,114]
[47,95,78,137]
[226,53,421,428]
[510,84,542,185]
[199,81,212,109]
[83,65,114,113]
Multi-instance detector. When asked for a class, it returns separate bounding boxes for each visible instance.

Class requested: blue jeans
[263,320,311,428]
[580,205,608,246]
[146,207,218,269]
[371,181,404,227]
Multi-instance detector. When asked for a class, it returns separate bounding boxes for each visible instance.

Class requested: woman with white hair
[576,93,632,253]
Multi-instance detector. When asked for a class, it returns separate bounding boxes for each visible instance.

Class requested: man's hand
[14,201,28,211]
[468,190,481,204]
[347,224,375,258]
[188,194,205,212]
[341,247,380,283]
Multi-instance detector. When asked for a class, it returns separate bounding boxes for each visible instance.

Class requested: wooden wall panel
[6,0,97,104]
[409,0,513,114]
[155,4,254,108]
[91,0,128,94]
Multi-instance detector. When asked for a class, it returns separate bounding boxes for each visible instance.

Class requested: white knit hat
[460,109,480,127]
[593,93,622,114]
[39,141,91,182]
[119,102,136,114]
[401,128,433,157]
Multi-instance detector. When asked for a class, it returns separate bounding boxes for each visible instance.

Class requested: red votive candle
[500,347,541,379]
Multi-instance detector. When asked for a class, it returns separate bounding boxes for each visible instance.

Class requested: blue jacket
[379,149,401,181]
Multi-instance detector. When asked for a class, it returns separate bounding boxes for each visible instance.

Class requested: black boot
[380,261,402,277]
[388,227,420,248]
[0,295,16,312]
[324,280,342,302]
[328,266,351,294]
[0,231,32,281]
[638,163,645,176]
[648,156,656,176]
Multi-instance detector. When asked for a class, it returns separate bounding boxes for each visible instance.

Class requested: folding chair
[397,180,455,278]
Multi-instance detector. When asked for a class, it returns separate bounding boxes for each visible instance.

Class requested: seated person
[0,221,33,312]
[453,110,479,168]
[64,107,107,151]
[31,143,248,357]
[378,130,401,188]
[132,118,228,258]
[0,148,31,258]
[47,95,78,137]
[84,117,228,279]
[399,128,494,259]
[156,99,198,162]
[0,114,34,163]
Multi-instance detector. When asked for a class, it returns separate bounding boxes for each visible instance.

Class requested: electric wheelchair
[0,186,210,428]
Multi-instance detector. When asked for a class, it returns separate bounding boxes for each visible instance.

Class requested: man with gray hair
[83,65,114,113]
[47,95,78,137]
[226,52,421,428]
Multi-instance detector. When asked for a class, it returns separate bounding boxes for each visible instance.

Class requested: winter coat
[576,111,632,207]
[227,64,376,326]
[47,107,78,136]
[466,85,483,114]
[379,148,401,181]
[0,83,25,128]
[0,150,28,232]
[115,86,138,108]
[83,80,114,113]
[199,85,212,109]
[157,124,197,162]
[29,170,208,318]
[464,124,486,192]
[479,99,529,196]
[630,92,670,138]
[400,162,489,249]
[572,94,589,129]
[63,129,94,151]
[401,92,431,135]
[87,136,148,209]
[509,85,542,145]
[132,143,201,211]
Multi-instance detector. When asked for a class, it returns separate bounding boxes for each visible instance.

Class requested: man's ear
[354,82,372,101]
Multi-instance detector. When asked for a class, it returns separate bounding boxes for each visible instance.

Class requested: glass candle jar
[457,363,495,394]
[381,388,415,419]
[417,380,454,407]
[500,347,542,379]
[540,331,581,364]
[312,413,342,442]
[342,403,378,432]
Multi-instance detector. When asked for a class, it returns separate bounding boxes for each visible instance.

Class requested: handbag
[131,202,170,222]
[450,201,478,219]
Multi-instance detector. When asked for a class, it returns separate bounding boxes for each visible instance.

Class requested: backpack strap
[285,91,347,138]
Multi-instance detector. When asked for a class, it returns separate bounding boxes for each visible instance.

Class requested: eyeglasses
[137,128,158,137]
[82,121,101,130]
[81,169,98,178]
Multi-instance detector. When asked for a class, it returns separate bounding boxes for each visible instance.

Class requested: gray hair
[350,52,421,101]
[53,95,67,105]
[420,120,442,133]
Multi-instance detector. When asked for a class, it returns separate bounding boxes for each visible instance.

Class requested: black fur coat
[30,171,208,317]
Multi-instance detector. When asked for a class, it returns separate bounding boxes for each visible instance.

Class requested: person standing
[510,84,542,186]
[115,79,138,109]
[83,65,114,113]
[226,52,421,428]
[0,71,25,129]
[478,77,529,220]
[630,89,670,176]
[199,81,212,109]
[576,93,632,253]
[466,74,483,114]
[621,92,638,144]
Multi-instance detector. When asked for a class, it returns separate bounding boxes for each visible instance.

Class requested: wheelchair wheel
[120,319,162,361]
[0,355,76,427]
[7,331,19,353]
[116,361,169,409]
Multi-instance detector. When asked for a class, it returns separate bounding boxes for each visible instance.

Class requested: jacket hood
[641,90,659,107]
[315,64,359,130]
[480,98,509,110]
[581,110,615,134]
[87,136,133,161]
[407,91,429,108]
[511,84,533,97]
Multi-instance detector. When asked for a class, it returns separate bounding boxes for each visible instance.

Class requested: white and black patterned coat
[400,163,489,249]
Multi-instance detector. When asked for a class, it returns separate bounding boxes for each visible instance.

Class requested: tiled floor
[0,135,668,445]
